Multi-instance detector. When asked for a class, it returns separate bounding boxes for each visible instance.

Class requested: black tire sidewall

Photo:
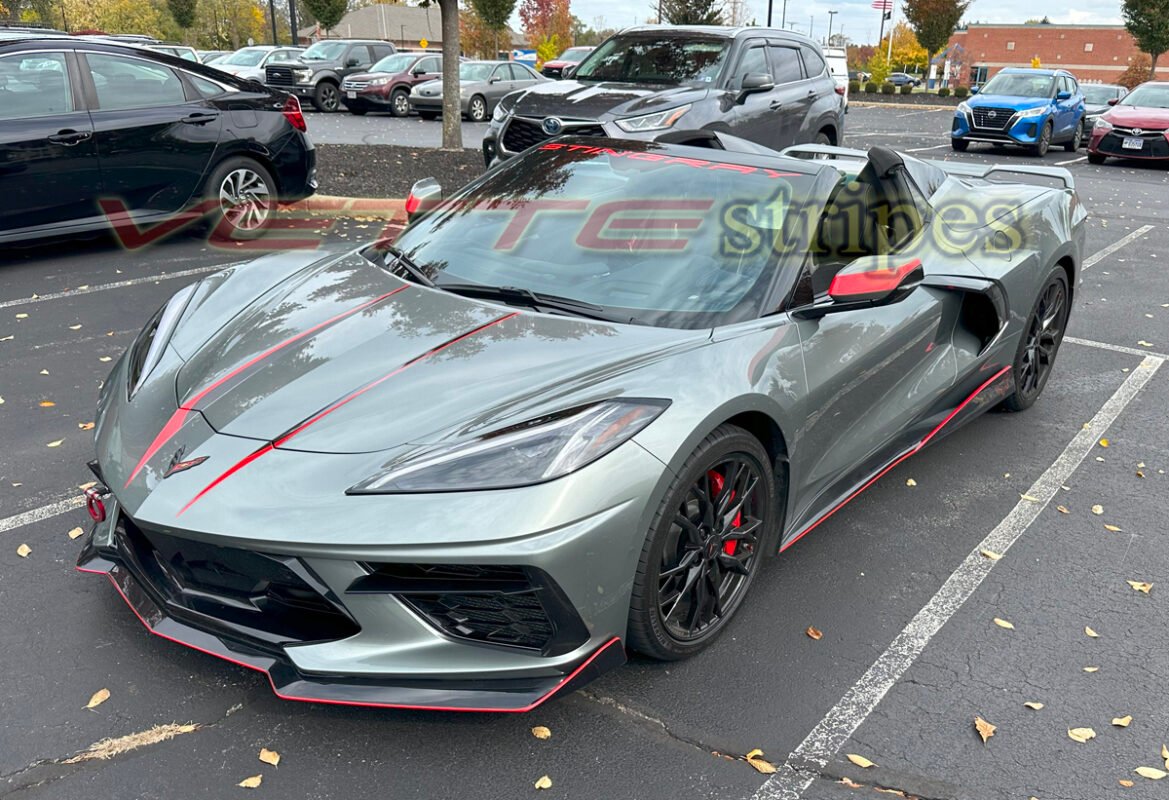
[313,81,339,112]
[1033,121,1052,156]
[391,89,410,117]
[203,157,277,241]
[1002,267,1069,411]
[469,95,487,122]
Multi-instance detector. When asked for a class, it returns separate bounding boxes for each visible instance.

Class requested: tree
[1122,0,1169,77]
[420,0,462,149]
[167,0,197,33]
[302,0,346,30]
[659,0,722,25]
[518,0,571,51]
[471,0,515,58]
[460,3,496,59]
[902,0,969,81]
[1118,52,1153,88]
[570,14,616,46]
[878,22,927,72]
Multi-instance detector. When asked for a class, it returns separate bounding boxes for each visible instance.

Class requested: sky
[569,0,1125,46]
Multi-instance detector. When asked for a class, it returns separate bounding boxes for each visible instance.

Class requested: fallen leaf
[98,356,112,363]
[39,400,55,407]
[905,478,917,487]
[846,754,876,768]
[531,726,551,740]
[238,775,263,789]
[257,747,281,766]
[67,527,84,540]
[1084,666,1100,673]
[1137,471,1145,478]
[806,626,823,640]
[1105,524,1122,532]
[39,369,48,375]
[1085,626,1099,638]
[1120,779,1135,787]
[1099,438,1110,448]
[1135,767,1166,780]
[69,324,82,330]
[1161,744,1168,760]
[79,481,97,491]
[1068,727,1096,743]
[974,716,996,743]
[745,750,777,774]
[1127,580,1153,594]
[534,775,553,790]
[15,313,28,319]
[0,395,4,404]
[1020,494,1041,502]
[85,689,111,709]
[1113,715,1133,727]
[980,549,1003,561]
[1092,504,1104,515]
[46,439,63,448]
[1056,505,1070,514]
[1137,341,1154,348]
[1023,701,1044,710]
[993,617,1015,630]
[16,543,31,558]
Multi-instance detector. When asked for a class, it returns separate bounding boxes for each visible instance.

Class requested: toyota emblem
[1132,128,1143,136]
[541,117,564,135]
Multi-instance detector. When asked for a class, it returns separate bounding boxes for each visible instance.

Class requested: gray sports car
[78,133,1085,711]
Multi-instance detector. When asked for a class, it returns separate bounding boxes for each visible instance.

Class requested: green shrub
[881,82,895,95]
[937,86,951,97]
[848,79,860,93]
[900,84,913,94]
[954,86,969,98]
[865,81,878,93]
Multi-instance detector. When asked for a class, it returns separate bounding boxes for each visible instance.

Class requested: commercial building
[943,23,1143,85]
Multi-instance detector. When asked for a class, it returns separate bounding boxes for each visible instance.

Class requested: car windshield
[377,141,820,329]
[1081,85,1120,104]
[460,62,496,81]
[302,41,348,61]
[980,73,1055,97]
[372,53,417,73]
[559,47,592,61]
[1120,84,1169,108]
[573,35,729,85]
[220,48,267,67]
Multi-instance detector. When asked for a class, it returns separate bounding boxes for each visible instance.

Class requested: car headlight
[126,283,197,397]
[292,68,312,82]
[1094,117,1113,131]
[368,77,391,86]
[615,105,691,133]
[956,101,971,114]
[1015,106,1048,119]
[492,101,511,122]
[349,399,669,493]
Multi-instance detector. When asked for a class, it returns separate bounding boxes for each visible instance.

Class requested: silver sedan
[409,60,546,122]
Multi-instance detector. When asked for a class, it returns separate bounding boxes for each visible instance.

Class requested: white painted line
[0,263,242,310]
[0,495,86,536]
[906,144,950,152]
[1083,225,1155,271]
[752,355,1164,800]
[1065,336,1169,360]
[1056,156,1087,166]
[897,108,950,117]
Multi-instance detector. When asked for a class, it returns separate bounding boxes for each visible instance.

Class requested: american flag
[871,0,893,9]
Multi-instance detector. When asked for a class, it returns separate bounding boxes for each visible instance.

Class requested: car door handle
[180,112,219,125]
[769,100,784,109]
[47,129,92,146]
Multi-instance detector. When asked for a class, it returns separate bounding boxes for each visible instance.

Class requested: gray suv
[482,25,844,166]
[265,38,396,112]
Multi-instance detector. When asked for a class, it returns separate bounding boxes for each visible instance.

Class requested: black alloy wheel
[1032,120,1053,157]
[1000,267,1069,412]
[313,81,341,112]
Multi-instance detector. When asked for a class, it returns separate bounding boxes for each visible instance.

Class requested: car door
[767,43,814,146]
[341,45,374,79]
[510,63,540,90]
[485,64,512,105]
[1064,76,1085,133]
[724,39,777,148]
[409,55,441,90]
[0,50,104,235]
[81,51,222,216]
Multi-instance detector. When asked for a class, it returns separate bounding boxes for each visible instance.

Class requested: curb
[851,101,958,111]
[281,195,406,222]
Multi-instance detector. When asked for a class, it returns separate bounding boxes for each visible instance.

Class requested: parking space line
[1083,225,1155,271]
[752,355,1164,800]
[0,263,241,310]
[1065,336,1169,360]
[906,144,949,152]
[1056,156,1087,166]
[0,495,85,536]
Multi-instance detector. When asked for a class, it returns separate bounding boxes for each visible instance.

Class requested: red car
[340,52,444,117]
[539,46,594,79]
[1088,81,1169,164]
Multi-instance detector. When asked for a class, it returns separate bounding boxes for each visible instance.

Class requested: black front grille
[971,106,1014,131]
[1096,132,1169,158]
[352,563,589,655]
[113,515,358,647]
[541,66,562,78]
[501,117,605,153]
[266,65,295,86]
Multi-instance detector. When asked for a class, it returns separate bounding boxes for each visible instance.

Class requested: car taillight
[835,85,846,95]
[282,96,307,132]
[405,192,421,216]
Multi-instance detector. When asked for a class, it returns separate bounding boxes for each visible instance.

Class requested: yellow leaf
[846,754,876,768]
[39,400,55,407]
[79,481,97,491]
[993,617,1015,630]
[46,439,63,448]
[69,324,82,330]
[1104,524,1122,532]
[1083,666,1100,673]
[78,422,95,431]
[1127,580,1153,594]
[85,688,111,709]
[534,775,553,790]
[1161,744,1168,760]
[258,748,280,766]
[905,478,917,487]
[745,748,764,760]
[1137,471,1145,478]
[746,754,777,774]
[1091,504,1104,515]
[1068,727,1096,743]
[531,726,551,740]
[980,549,1002,561]
[1056,505,1070,514]
[1099,438,1110,447]
[99,357,112,363]
[238,775,263,789]
[974,716,996,743]
[15,313,28,319]
[1112,715,1133,727]
[39,369,49,375]
[1135,767,1167,780]
[67,527,84,540]
[1023,701,1044,710]
[1085,626,1099,637]
[1020,494,1041,502]
[806,626,823,640]
[1120,779,1135,787]
[16,543,31,558]
[1137,341,1154,348]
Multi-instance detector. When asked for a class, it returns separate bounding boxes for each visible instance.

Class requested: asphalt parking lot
[2,104,1168,800]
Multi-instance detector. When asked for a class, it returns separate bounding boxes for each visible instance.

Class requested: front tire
[951,138,969,152]
[627,425,777,661]
[999,267,1070,412]
[204,157,276,241]
[390,88,411,117]
[312,81,340,112]
[1064,120,1084,152]
[1088,151,1106,165]
[467,94,488,122]
[1031,120,1052,157]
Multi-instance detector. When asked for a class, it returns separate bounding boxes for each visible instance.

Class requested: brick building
[944,23,1142,85]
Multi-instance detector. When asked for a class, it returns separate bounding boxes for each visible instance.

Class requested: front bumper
[1088,128,1169,160]
[951,108,1050,146]
[408,95,467,114]
[483,115,613,167]
[76,502,627,711]
[341,91,395,111]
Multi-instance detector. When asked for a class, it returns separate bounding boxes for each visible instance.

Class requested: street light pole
[781,0,788,28]
[766,0,773,26]
[269,0,278,44]
[826,10,837,46]
[289,0,298,45]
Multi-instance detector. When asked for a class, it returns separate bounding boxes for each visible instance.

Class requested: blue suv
[952,68,1086,156]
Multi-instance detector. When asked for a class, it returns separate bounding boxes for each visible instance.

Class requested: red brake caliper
[707,470,741,556]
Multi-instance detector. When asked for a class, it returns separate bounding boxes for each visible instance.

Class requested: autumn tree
[460,3,496,59]
[902,0,969,79]
[878,22,927,72]
[1118,52,1153,88]
[168,0,198,38]
[1122,0,1169,77]
[518,0,571,52]
[659,0,722,25]
[471,0,515,58]
[302,0,346,30]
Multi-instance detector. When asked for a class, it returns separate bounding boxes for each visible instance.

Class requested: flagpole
[886,0,895,63]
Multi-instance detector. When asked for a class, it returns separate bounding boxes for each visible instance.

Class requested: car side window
[374,45,395,61]
[0,52,73,120]
[187,73,226,98]
[798,45,826,78]
[492,65,508,81]
[733,43,769,88]
[87,53,187,111]
[417,57,439,74]
[768,46,804,84]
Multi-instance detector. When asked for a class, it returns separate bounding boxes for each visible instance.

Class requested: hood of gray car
[506,80,711,120]
[173,251,708,454]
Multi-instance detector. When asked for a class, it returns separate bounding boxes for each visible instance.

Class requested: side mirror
[1107,97,1119,106]
[405,178,442,223]
[794,257,924,319]
[736,72,774,103]
[488,76,501,84]
[970,86,980,94]
[1056,90,1072,100]
[346,57,360,67]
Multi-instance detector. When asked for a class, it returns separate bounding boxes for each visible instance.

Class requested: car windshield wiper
[437,283,619,322]
[380,245,435,287]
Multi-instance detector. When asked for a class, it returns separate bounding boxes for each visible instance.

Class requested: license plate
[1122,136,1144,150]
[346,91,356,99]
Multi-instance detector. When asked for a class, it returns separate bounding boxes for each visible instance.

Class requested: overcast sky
[568,0,1125,47]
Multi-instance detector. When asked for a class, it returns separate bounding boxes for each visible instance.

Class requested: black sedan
[0,38,317,245]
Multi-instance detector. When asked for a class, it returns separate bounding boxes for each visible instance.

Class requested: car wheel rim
[657,456,763,642]
[1019,280,1066,397]
[219,168,271,231]
[394,93,409,115]
[1039,125,1051,152]
[321,86,338,110]
[472,99,485,120]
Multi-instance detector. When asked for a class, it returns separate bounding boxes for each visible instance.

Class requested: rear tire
[312,81,340,112]
[204,157,276,242]
[627,425,777,661]
[951,138,969,152]
[999,267,1069,412]
[1064,120,1084,152]
[419,110,438,121]
[1088,152,1106,165]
